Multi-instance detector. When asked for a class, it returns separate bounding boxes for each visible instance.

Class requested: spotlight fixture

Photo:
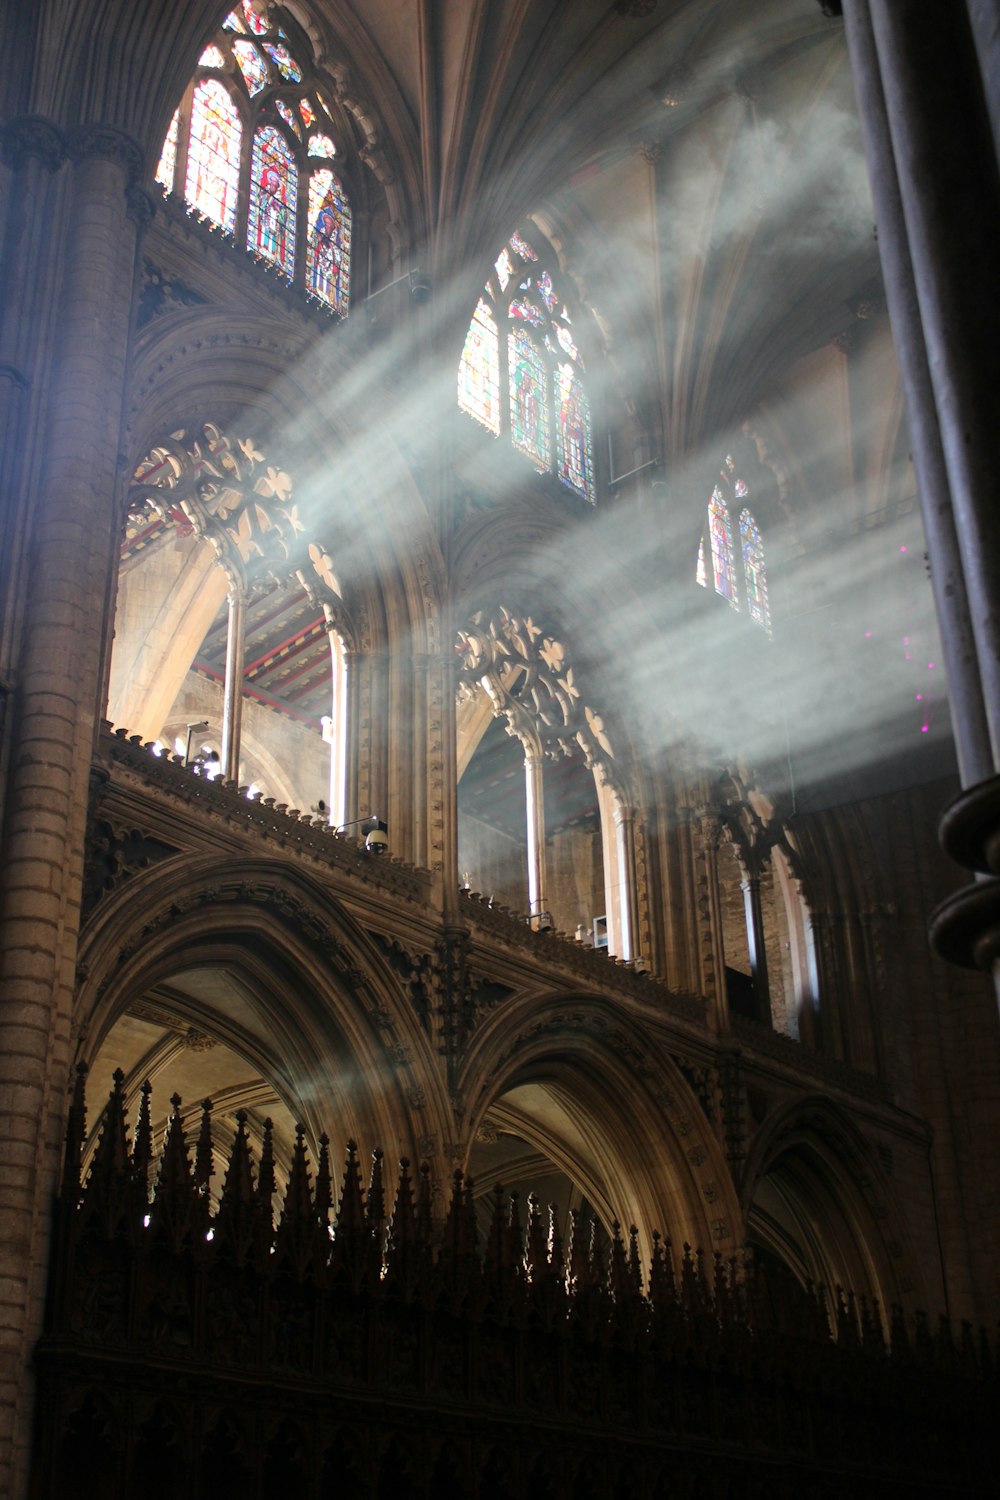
[334,813,389,853]
[184,720,209,766]
[365,818,389,854]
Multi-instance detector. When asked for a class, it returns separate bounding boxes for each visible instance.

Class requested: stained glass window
[458,299,500,435]
[696,536,707,589]
[556,366,593,500]
[553,322,582,366]
[156,12,352,315]
[709,486,739,607]
[307,169,351,314]
[537,271,557,311]
[156,109,179,192]
[275,100,302,138]
[264,41,302,81]
[495,247,513,291]
[740,509,771,633]
[509,329,550,469]
[248,126,297,275]
[242,1,268,34]
[231,38,268,93]
[185,80,241,232]
[509,298,546,328]
[457,230,597,498]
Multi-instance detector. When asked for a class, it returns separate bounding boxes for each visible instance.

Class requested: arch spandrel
[455,990,742,1260]
[74,853,454,1162]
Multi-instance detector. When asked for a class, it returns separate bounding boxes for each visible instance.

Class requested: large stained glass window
[185,80,242,232]
[457,228,597,500]
[154,11,353,315]
[709,487,739,607]
[556,366,593,500]
[509,328,550,469]
[248,127,297,275]
[307,169,352,315]
[458,299,500,435]
[696,455,772,633]
[740,509,771,633]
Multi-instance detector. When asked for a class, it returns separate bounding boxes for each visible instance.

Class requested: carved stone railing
[730,1016,887,1102]
[96,725,432,906]
[459,889,707,1023]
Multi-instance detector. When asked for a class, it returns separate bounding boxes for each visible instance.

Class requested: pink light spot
[928,662,935,669]
[916,693,924,701]
[920,724,929,733]
[903,636,910,645]
[864,630,872,638]
[904,652,911,660]
[900,545,908,553]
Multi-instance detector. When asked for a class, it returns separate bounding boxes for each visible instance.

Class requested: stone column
[524,747,547,921]
[740,875,770,1024]
[220,582,246,783]
[839,1,1000,1003]
[0,120,146,1500]
[613,803,639,963]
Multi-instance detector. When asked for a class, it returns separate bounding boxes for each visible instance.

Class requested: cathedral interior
[1,1,999,1496]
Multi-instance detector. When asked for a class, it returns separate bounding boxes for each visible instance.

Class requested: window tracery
[696,454,771,633]
[457,231,597,502]
[154,4,353,315]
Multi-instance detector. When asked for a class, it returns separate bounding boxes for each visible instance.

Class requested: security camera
[409,271,432,305]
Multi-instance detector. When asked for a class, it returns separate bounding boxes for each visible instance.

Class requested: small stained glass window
[308,134,337,159]
[155,109,179,192]
[458,298,500,435]
[740,509,771,633]
[242,1,269,34]
[495,247,513,291]
[222,9,245,31]
[509,298,546,328]
[510,231,538,262]
[299,98,316,129]
[537,271,557,312]
[248,126,297,275]
[185,80,242,232]
[231,38,268,94]
[264,41,302,81]
[307,169,351,314]
[275,99,302,138]
[709,486,739,608]
[553,322,582,366]
[555,365,593,500]
[199,43,226,67]
[509,328,550,469]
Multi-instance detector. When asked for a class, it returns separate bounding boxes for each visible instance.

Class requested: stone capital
[68,123,145,187]
[1,115,66,173]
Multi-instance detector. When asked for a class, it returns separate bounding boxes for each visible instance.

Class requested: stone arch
[741,1094,925,1311]
[457,992,741,1265]
[74,854,451,1169]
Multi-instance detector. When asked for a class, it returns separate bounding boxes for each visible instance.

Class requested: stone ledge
[97,725,431,905]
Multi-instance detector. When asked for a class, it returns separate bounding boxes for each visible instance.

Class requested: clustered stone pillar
[0,118,150,1500]
[837,0,1000,1000]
